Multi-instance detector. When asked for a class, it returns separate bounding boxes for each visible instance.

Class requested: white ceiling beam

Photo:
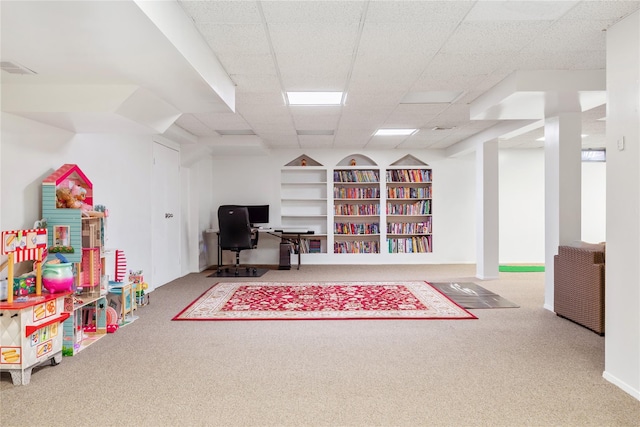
[134,0,236,113]
[446,120,537,157]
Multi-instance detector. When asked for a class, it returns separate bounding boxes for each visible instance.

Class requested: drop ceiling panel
[261,1,365,24]
[235,91,285,107]
[365,1,473,23]
[339,111,390,129]
[292,113,340,130]
[416,52,508,81]
[357,22,454,56]
[524,21,607,53]
[178,1,262,24]
[229,74,282,93]
[277,53,352,90]
[344,90,406,112]
[299,135,335,148]
[261,134,300,148]
[268,23,361,56]
[333,129,375,148]
[502,50,605,71]
[5,0,638,151]
[441,21,553,54]
[464,1,577,22]
[563,1,640,21]
[198,24,271,55]
[216,53,277,75]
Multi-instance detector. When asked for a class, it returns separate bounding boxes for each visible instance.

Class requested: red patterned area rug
[172,281,477,321]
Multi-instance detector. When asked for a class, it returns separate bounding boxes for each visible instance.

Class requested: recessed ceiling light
[296,130,334,136]
[287,92,343,106]
[375,129,418,136]
[216,129,256,136]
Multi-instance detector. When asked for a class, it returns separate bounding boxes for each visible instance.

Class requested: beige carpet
[1,264,639,427]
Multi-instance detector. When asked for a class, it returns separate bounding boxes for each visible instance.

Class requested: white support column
[476,140,499,279]
[604,10,640,401]
[543,111,582,311]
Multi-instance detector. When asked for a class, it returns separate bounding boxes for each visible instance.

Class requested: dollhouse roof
[42,164,93,188]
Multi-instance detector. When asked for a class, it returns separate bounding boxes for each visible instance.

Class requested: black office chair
[217,205,258,276]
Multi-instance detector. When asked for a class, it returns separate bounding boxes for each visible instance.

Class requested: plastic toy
[42,261,74,293]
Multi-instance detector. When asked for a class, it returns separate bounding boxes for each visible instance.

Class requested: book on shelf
[385,169,431,182]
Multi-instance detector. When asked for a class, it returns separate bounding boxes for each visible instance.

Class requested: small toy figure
[350,158,357,166]
[301,158,307,166]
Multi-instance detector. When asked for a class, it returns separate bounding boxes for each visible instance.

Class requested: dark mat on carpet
[208,267,270,278]
[430,282,519,309]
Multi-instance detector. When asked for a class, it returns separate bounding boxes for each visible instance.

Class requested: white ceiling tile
[262,135,300,148]
[230,74,282,93]
[299,135,335,148]
[292,113,340,130]
[366,135,409,149]
[442,21,552,54]
[6,0,633,153]
[198,23,270,55]
[178,1,262,24]
[333,129,374,147]
[339,111,389,129]
[235,91,285,107]
[365,1,474,23]
[277,53,352,91]
[524,21,607,53]
[216,53,277,76]
[357,22,454,56]
[562,1,640,23]
[268,23,360,55]
[261,1,365,24]
[344,90,405,112]
[465,1,577,22]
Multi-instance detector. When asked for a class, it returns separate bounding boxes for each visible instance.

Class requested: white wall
[499,149,545,263]
[210,149,477,265]
[1,112,154,282]
[499,148,606,265]
[206,147,606,267]
[581,161,607,243]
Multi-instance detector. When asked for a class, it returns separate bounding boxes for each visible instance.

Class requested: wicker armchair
[554,244,605,335]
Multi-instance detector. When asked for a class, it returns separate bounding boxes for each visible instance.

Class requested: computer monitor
[245,205,269,226]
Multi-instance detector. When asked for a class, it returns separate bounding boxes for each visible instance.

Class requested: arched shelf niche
[390,154,429,167]
[336,154,377,167]
[284,154,323,167]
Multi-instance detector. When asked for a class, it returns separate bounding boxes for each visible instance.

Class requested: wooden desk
[272,229,315,270]
[215,228,314,271]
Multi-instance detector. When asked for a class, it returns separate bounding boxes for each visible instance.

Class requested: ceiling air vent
[0,61,37,75]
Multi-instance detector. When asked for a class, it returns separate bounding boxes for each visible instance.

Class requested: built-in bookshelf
[280,155,327,254]
[386,159,433,253]
[279,154,433,262]
[333,156,381,254]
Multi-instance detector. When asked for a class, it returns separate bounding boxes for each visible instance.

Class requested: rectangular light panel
[287,92,343,106]
[375,129,418,136]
